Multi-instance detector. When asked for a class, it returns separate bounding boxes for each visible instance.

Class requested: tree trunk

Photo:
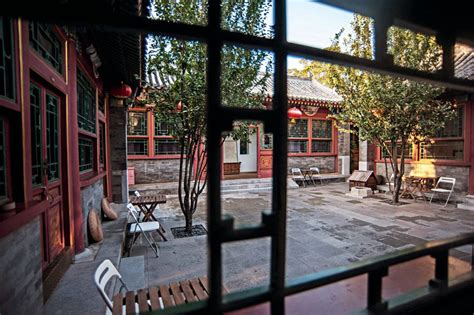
[184,210,193,233]
[391,143,401,204]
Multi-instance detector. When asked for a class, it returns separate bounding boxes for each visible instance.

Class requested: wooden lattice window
[99,122,106,166]
[128,139,148,155]
[311,120,332,153]
[288,119,308,153]
[29,21,63,74]
[0,17,16,101]
[79,136,94,172]
[30,83,42,186]
[128,112,147,135]
[420,106,464,160]
[77,68,96,133]
[46,93,59,181]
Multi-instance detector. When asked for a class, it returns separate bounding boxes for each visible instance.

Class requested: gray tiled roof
[258,75,342,103]
[454,44,474,80]
[147,69,342,103]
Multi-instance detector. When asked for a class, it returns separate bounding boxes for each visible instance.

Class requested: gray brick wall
[375,162,469,192]
[288,156,336,174]
[80,178,104,246]
[109,102,128,202]
[129,159,181,184]
[0,218,43,315]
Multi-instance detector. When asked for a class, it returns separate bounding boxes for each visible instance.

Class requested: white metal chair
[126,203,160,257]
[309,167,323,185]
[94,259,130,312]
[429,177,456,207]
[291,168,306,187]
[134,190,140,197]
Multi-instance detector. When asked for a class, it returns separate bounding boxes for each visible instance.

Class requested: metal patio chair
[94,259,131,312]
[291,168,306,187]
[126,203,160,257]
[309,167,323,185]
[429,177,456,207]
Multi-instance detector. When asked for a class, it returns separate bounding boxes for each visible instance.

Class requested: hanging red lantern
[110,82,132,105]
[287,106,303,124]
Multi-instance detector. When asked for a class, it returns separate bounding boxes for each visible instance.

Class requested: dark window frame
[0,17,16,102]
[29,21,63,74]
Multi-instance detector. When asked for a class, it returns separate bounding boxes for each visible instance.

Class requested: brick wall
[129,159,181,184]
[80,178,104,246]
[0,218,43,314]
[288,156,336,173]
[375,162,469,192]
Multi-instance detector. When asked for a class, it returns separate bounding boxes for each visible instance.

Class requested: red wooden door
[30,81,65,268]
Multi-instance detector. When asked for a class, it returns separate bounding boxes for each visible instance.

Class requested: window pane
[155,139,180,155]
[312,140,331,153]
[0,117,6,199]
[261,133,273,149]
[435,107,463,138]
[29,22,63,73]
[0,17,16,100]
[77,69,96,133]
[240,141,248,155]
[99,123,106,165]
[420,140,464,160]
[155,117,174,136]
[30,83,42,186]
[312,120,332,139]
[288,119,307,138]
[381,143,413,159]
[98,95,105,113]
[128,139,148,155]
[288,140,307,153]
[46,93,59,181]
[128,112,147,135]
[79,137,94,172]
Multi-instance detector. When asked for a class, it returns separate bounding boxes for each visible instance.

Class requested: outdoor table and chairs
[400,175,438,201]
[129,193,168,241]
[292,167,323,187]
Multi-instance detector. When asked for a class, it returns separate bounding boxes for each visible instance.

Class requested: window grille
[77,68,96,133]
[29,21,63,74]
[46,93,59,181]
[0,17,15,101]
[30,83,42,186]
[79,137,94,172]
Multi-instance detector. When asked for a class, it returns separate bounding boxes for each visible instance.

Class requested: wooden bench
[112,276,228,314]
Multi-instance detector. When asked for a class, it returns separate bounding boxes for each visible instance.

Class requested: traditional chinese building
[126,75,350,184]
[360,44,474,197]
[0,6,143,311]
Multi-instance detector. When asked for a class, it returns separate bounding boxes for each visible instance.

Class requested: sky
[285,0,354,70]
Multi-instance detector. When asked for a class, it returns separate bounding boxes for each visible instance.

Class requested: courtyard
[128,182,473,293]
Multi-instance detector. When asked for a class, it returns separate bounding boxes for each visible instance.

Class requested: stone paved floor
[129,182,474,293]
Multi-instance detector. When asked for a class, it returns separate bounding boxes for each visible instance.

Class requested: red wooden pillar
[67,40,85,253]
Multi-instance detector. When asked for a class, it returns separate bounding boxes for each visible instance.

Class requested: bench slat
[112,293,123,315]
[137,289,149,313]
[180,280,197,303]
[125,291,136,315]
[159,284,175,307]
[190,278,208,300]
[170,282,186,305]
[148,287,161,310]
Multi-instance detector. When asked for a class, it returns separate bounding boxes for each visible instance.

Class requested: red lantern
[110,82,132,105]
[176,101,182,112]
[287,106,303,124]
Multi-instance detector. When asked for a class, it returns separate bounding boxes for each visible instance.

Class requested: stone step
[457,203,474,211]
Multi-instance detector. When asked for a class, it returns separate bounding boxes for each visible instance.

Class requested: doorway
[30,81,67,270]
[237,132,257,173]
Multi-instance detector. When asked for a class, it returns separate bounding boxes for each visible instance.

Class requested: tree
[145,0,272,233]
[292,15,455,203]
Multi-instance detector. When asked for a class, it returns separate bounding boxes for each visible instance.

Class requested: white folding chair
[429,177,456,207]
[134,190,141,197]
[309,167,323,185]
[291,168,306,187]
[126,203,160,257]
[94,259,129,312]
